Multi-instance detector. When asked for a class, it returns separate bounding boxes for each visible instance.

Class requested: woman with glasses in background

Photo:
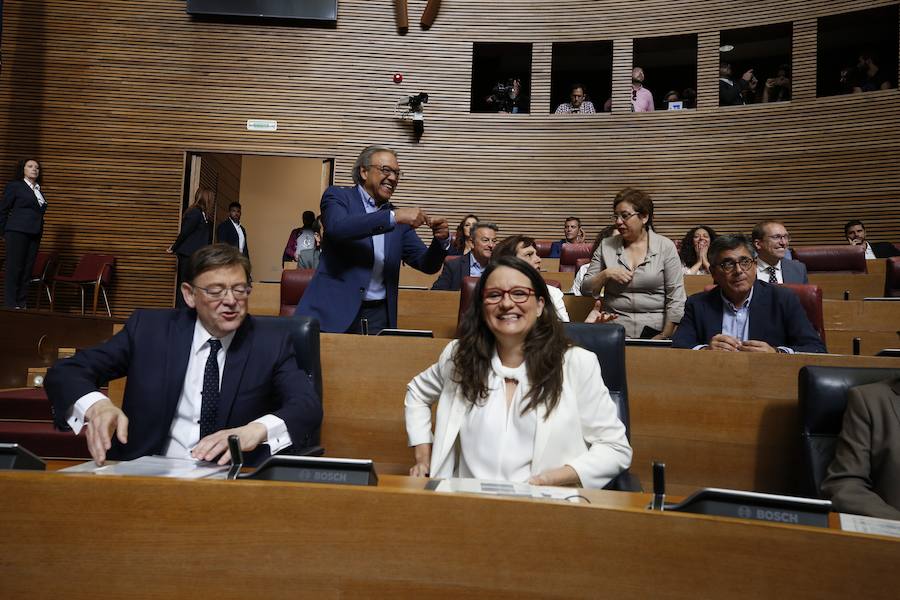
[580,188,686,339]
[405,256,632,488]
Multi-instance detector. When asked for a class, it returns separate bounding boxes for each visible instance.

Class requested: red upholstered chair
[886,256,900,297]
[51,254,115,316]
[279,268,316,316]
[791,245,867,274]
[542,278,561,289]
[444,254,463,263]
[534,240,554,258]
[559,243,593,272]
[456,276,481,337]
[575,257,591,270]
[28,250,58,309]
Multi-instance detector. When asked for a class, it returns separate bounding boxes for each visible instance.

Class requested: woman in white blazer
[405,256,632,488]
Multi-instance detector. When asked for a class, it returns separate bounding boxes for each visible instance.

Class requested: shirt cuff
[67,391,110,434]
[692,344,709,350]
[253,414,292,454]
[389,210,396,227]
[777,346,795,354]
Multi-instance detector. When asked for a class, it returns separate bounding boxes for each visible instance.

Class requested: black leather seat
[563,322,640,492]
[798,366,900,498]
[256,315,323,454]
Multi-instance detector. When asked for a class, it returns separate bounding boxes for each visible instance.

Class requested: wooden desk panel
[823,299,900,354]
[1,471,896,598]
[808,273,885,300]
[396,289,459,338]
[399,264,440,288]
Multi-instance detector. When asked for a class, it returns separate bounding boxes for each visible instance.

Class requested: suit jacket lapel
[748,282,771,342]
[218,316,253,428]
[165,311,195,424]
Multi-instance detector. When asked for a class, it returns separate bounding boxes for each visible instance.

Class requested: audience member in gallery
[168,187,214,308]
[555,83,596,114]
[762,64,792,103]
[822,376,900,521]
[850,50,893,93]
[406,256,632,488]
[631,67,654,112]
[719,61,754,106]
[679,225,718,275]
[431,222,497,291]
[448,213,479,256]
[492,234,570,322]
[751,220,808,284]
[844,219,900,259]
[1,158,48,309]
[672,234,826,353]
[581,188,685,339]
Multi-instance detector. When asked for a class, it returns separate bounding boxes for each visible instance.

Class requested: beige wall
[239,156,328,282]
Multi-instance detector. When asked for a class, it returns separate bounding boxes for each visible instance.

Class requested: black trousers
[344,301,389,336]
[3,231,40,308]
[175,254,191,308]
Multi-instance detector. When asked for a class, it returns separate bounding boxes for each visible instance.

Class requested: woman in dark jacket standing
[1,158,48,308]
[168,187,213,307]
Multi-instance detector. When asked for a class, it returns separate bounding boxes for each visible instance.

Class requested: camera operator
[486,77,525,113]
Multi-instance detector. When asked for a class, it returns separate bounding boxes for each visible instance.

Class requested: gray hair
[352,145,398,185]
[471,221,499,237]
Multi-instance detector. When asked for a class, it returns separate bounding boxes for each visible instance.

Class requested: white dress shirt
[67,319,291,458]
[231,219,246,253]
[864,243,877,260]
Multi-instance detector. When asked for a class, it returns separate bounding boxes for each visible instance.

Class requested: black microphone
[226,434,244,480]
[651,461,666,511]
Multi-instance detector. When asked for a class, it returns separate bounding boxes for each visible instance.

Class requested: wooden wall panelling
[792,18,818,102]
[0,1,898,317]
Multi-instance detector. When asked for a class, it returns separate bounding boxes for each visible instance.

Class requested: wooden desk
[1,470,895,598]
[808,272,885,300]
[397,289,459,338]
[823,299,900,355]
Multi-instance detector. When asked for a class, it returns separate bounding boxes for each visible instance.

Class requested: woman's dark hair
[491,234,536,261]
[452,214,479,253]
[679,225,718,267]
[613,188,654,230]
[453,256,571,417]
[15,158,41,184]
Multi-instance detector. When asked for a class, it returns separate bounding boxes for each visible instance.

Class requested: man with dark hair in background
[851,50,893,93]
[45,244,322,467]
[719,61,755,106]
[555,83,596,114]
[672,234,826,353]
[844,220,900,259]
[296,145,449,334]
[216,201,249,259]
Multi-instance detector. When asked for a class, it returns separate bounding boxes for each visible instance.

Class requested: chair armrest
[602,469,642,492]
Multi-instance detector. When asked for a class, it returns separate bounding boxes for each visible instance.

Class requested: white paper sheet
[434,477,588,502]
[92,455,228,479]
[839,512,900,538]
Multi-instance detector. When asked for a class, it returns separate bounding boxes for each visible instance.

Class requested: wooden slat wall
[0,0,898,316]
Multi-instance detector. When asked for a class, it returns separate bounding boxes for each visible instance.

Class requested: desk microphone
[651,461,666,511]
[227,434,243,480]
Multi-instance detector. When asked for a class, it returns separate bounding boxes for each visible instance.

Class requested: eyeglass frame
[190,283,253,300]
[612,211,639,222]
[766,234,791,243]
[367,164,403,179]
[713,256,755,274]
[482,286,536,305]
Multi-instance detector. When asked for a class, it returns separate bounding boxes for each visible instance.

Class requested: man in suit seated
[296,145,450,335]
[844,219,900,259]
[431,222,497,290]
[751,220,807,284]
[45,244,322,466]
[216,202,250,259]
[822,376,900,520]
[672,234,826,353]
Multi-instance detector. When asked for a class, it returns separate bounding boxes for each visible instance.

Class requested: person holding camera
[719,61,755,106]
[486,77,525,113]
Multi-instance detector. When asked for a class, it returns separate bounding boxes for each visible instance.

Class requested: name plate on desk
[242,456,378,486]
[663,488,832,528]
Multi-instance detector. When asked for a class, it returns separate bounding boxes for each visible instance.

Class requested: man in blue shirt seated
[431,222,497,291]
[672,234,826,353]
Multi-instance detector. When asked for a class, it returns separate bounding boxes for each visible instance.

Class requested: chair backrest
[69,253,115,283]
[562,322,630,440]
[781,283,826,345]
[574,257,591,270]
[444,254,463,263]
[559,243,593,272]
[798,366,900,498]
[279,268,316,317]
[255,315,322,449]
[30,250,58,280]
[792,245,867,274]
[456,275,481,337]
[534,240,554,258]
[542,277,561,290]
[886,256,900,297]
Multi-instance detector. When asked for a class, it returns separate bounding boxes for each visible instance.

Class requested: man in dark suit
[672,234,826,353]
[45,244,322,466]
[216,201,250,259]
[844,220,900,259]
[751,220,808,284]
[1,158,48,308]
[431,222,498,291]
[296,145,450,335]
[822,377,900,521]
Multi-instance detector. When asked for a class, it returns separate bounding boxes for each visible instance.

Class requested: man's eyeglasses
[191,284,252,300]
[767,234,791,243]
[483,287,535,305]
[715,257,755,273]
[612,212,637,222]
[369,165,403,179]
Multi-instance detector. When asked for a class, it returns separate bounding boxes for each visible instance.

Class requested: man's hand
[84,399,129,465]
[191,423,267,465]
[707,334,742,352]
[742,69,754,82]
[603,267,633,285]
[394,207,428,228]
[739,340,776,353]
[429,217,450,240]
